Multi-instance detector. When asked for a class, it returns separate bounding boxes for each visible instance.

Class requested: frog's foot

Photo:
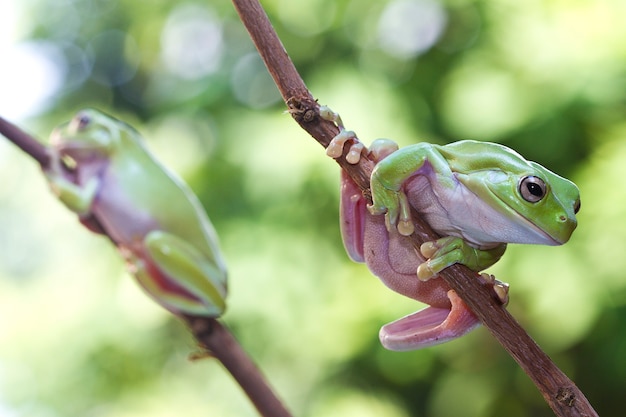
[417,237,506,281]
[379,290,480,351]
[480,273,510,306]
[140,230,228,317]
[326,130,365,163]
[319,105,366,164]
[367,185,414,236]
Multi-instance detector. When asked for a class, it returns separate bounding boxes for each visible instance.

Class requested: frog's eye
[71,112,92,131]
[519,176,546,203]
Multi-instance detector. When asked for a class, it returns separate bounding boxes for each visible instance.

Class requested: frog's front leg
[319,106,365,164]
[417,237,507,281]
[49,177,100,215]
[135,230,228,317]
[368,144,454,237]
[44,148,100,215]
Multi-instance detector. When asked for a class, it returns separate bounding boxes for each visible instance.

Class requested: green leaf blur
[0,0,624,416]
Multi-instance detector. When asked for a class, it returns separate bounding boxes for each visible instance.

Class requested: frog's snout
[556,211,577,244]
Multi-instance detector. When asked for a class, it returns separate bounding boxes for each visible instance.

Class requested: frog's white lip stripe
[493,193,563,246]
[56,141,111,155]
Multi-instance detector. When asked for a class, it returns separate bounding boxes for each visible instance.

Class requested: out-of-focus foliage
[0,0,624,416]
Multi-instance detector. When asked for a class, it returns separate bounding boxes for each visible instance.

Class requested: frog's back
[104,133,224,265]
[437,140,534,175]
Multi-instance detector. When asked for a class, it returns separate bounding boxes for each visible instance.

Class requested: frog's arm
[139,230,227,317]
[43,148,100,215]
[369,143,453,236]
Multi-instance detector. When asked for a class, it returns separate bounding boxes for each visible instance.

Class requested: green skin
[44,110,227,317]
[369,139,581,278]
[321,105,580,350]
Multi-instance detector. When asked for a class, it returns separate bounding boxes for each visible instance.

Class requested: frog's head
[463,154,580,246]
[513,162,581,244]
[50,109,129,162]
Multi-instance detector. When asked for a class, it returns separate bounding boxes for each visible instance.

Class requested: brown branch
[231,1,598,416]
[0,116,50,168]
[186,317,292,417]
[0,118,292,417]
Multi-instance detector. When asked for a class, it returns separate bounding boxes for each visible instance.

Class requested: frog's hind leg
[378,290,480,351]
[138,230,227,317]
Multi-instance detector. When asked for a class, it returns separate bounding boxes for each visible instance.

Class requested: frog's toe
[346,142,365,164]
[367,202,388,216]
[416,262,436,281]
[368,139,398,162]
[417,237,466,277]
[420,241,439,258]
[397,218,414,236]
[326,130,357,159]
[480,273,510,305]
[318,105,338,123]
[379,290,480,351]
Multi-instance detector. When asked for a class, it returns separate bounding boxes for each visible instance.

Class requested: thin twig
[186,317,293,417]
[0,117,293,417]
[0,116,50,168]
[231,0,598,416]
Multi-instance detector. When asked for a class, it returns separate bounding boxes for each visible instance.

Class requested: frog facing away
[321,106,580,351]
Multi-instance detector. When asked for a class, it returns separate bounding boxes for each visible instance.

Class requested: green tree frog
[44,110,227,318]
[321,106,580,351]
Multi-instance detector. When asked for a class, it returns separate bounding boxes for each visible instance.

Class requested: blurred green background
[0,0,624,416]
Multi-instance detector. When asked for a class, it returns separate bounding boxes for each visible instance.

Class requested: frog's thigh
[144,230,227,313]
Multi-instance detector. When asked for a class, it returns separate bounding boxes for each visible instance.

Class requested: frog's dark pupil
[527,182,543,197]
[78,114,91,129]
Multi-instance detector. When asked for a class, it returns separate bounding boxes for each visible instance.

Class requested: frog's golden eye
[519,176,546,203]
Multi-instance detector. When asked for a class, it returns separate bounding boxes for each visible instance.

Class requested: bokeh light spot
[0,42,65,121]
[231,53,281,108]
[160,5,223,80]
[377,0,447,59]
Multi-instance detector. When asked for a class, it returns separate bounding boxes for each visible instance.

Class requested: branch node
[556,386,577,407]
[184,314,215,341]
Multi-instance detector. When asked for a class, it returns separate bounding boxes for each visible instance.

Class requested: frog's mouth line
[495,195,563,246]
[482,182,564,246]
[453,173,563,246]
